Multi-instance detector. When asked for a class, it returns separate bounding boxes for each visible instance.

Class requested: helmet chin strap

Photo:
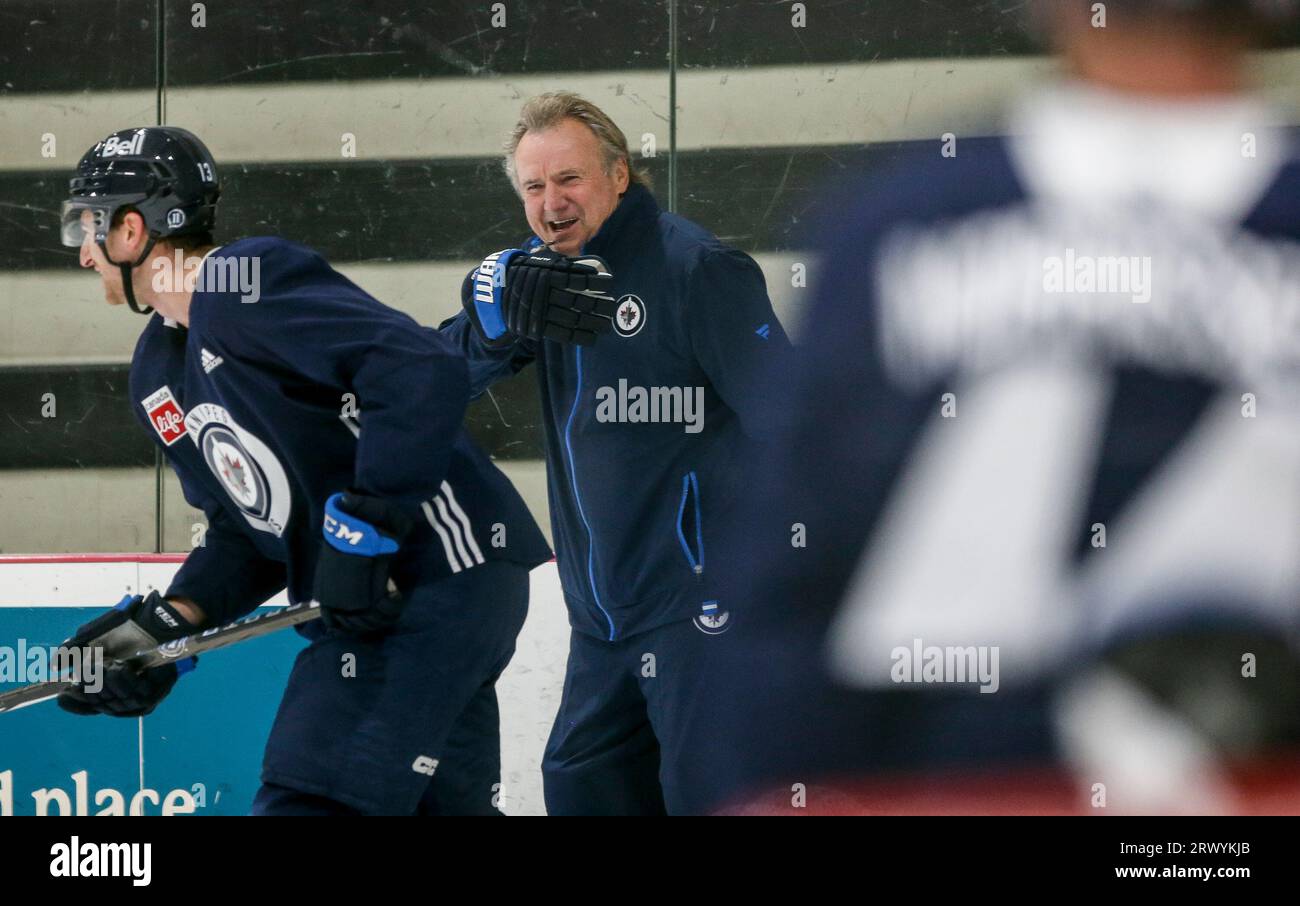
[98,237,158,315]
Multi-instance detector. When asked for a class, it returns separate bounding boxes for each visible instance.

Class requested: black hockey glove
[56,591,200,718]
[58,660,195,718]
[59,590,199,658]
[463,249,617,347]
[314,491,415,636]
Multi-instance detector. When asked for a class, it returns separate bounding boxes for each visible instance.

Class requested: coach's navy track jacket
[441,184,791,641]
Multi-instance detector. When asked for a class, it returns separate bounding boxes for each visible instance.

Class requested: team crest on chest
[613,294,646,338]
[184,403,291,536]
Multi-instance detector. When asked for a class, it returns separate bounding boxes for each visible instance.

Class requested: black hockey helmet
[62,126,221,314]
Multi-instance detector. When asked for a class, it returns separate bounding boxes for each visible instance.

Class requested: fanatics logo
[201,348,224,373]
[141,386,186,446]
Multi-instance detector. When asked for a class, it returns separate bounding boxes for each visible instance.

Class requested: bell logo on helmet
[100,132,145,158]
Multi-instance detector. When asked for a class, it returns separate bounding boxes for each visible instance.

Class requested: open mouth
[548,218,578,236]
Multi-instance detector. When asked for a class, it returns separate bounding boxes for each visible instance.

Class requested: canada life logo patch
[142,386,187,446]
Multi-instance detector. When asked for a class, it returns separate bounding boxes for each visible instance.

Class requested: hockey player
[707,0,1300,812]
[57,126,553,816]
[441,93,792,814]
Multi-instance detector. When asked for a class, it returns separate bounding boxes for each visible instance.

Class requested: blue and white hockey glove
[315,491,415,636]
[463,248,617,347]
[56,591,199,718]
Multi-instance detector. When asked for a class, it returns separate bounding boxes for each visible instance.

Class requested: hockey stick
[0,600,320,714]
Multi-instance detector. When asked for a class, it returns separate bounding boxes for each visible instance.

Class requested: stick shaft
[0,601,320,714]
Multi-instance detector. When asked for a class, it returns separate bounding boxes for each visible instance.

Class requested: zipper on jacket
[564,346,617,641]
[675,471,705,576]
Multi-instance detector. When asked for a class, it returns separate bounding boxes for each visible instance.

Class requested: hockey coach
[441,92,792,815]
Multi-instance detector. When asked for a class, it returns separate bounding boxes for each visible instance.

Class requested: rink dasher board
[0,556,289,608]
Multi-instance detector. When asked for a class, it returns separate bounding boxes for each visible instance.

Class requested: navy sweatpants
[542,615,732,815]
[252,560,529,816]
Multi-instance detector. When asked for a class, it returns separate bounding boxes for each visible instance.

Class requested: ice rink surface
[494,563,569,815]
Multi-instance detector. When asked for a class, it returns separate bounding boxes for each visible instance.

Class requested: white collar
[1007,81,1290,223]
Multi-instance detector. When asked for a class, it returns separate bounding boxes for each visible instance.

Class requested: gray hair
[502,92,652,192]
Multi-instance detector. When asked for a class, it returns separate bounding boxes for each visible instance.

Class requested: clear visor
[59,201,111,248]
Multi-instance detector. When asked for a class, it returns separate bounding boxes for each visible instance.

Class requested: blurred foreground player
[710,0,1300,814]
[57,127,552,815]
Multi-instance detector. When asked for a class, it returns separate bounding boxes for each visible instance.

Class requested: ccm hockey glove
[315,491,415,636]
[56,591,200,718]
[464,249,617,347]
[58,660,196,718]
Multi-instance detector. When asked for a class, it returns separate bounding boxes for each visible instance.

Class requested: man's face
[78,209,138,306]
[513,117,629,256]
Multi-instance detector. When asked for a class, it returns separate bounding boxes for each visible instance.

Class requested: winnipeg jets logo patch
[185,403,292,537]
[200,348,224,373]
[141,386,186,446]
[693,601,731,635]
[613,294,645,338]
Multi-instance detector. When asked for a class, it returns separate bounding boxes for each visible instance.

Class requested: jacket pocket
[675,471,705,576]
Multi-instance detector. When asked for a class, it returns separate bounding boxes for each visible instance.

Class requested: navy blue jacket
[442,184,791,640]
[129,237,551,626]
